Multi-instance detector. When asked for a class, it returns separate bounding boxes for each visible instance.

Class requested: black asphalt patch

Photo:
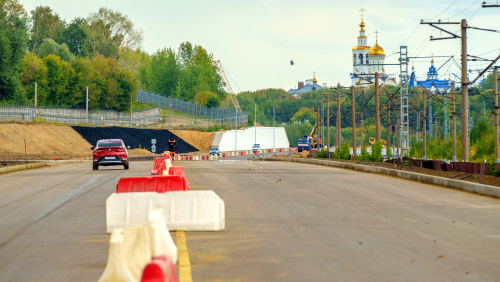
[71,126,198,153]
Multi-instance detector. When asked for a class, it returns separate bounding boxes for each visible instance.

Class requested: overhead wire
[423,0,459,21]
[448,0,480,19]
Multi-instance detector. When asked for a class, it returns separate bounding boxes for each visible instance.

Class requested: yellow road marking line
[176,230,193,282]
[404,218,417,222]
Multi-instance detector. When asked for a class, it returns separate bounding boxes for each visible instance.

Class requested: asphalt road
[0,159,499,281]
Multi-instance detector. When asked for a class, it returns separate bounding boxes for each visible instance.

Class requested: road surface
[0,159,499,281]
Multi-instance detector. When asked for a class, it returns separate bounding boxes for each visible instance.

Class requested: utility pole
[273,105,276,151]
[235,109,237,151]
[461,19,469,162]
[317,105,321,149]
[360,112,364,148]
[452,82,457,162]
[417,113,420,142]
[34,82,37,108]
[435,117,438,139]
[195,89,198,123]
[326,94,330,150]
[423,89,427,160]
[86,86,89,124]
[337,89,341,149]
[494,67,499,162]
[254,103,257,144]
[444,89,448,139]
[386,109,391,148]
[396,115,400,158]
[375,72,381,142]
[351,86,356,158]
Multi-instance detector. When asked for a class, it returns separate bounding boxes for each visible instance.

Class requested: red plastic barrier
[295,147,298,151]
[279,148,282,152]
[223,153,226,157]
[202,155,205,160]
[168,166,189,189]
[274,153,278,157]
[269,149,272,153]
[116,175,187,193]
[254,150,257,154]
[141,255,177,282]
[151,157,165,175]
[241,151,244,156]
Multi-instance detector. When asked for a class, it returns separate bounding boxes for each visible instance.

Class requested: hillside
[0,123,214,159]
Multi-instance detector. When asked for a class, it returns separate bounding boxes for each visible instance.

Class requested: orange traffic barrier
[151,158,165,175]
[116,175,187,193]
[168,166,189,189]
[141,255,177,282]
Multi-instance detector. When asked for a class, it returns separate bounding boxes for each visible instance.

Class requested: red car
[92,139,129,170]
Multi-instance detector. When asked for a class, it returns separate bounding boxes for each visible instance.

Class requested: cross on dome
[359,8,365,20]
[374,30,379,41]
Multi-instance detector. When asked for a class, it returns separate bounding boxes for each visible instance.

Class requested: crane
[214,60,243,114]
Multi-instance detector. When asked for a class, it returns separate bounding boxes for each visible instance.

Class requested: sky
[19,0,500,93]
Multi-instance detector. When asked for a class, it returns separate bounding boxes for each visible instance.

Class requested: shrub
[487,154,499,177]
[338,142,351,160]
[317,148,329,158]
[370,141,383,162]
[361,145,370,160]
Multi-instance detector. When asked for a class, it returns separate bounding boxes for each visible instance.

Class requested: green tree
[20,52,48,104]
[290,107,317,123]
[43,54,75,106]
[37,38,75,62]
[85,7,144,58]
[145,48,179,96]
[0,0,29,102]
[28,5,65,53]
[90,55,136,111]
[61,17,88,56]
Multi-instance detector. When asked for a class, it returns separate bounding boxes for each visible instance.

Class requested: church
[350,10,397,87]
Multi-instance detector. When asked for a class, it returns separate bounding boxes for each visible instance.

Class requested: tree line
[0,0,225,111]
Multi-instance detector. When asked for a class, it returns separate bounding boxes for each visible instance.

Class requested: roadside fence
[137,90,248,124]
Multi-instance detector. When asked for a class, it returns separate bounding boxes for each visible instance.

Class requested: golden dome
[359,20,365,32]
[368,40,385,56]
[312,77,317,83]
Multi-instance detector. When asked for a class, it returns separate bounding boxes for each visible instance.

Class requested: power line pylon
[399,46,410,156]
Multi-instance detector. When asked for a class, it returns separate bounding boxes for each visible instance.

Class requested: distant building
[350,11,397,87]
[414,58,451,92]
[288,73,324,96]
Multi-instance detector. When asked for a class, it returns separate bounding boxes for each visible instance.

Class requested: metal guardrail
[0,106,161,126]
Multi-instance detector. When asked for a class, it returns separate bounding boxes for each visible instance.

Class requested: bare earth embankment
[0,123,213,159]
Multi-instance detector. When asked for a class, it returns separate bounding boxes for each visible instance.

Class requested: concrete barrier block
[107,191,225,233]
[98,226,151,282]
[148,209,177,263]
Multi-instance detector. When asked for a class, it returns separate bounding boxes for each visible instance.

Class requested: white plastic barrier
[161,160,173,175]
[107,191,225,233]
[98,226,151,282]
[148,209,178,263]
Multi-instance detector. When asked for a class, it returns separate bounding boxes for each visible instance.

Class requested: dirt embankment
[0,123,93,158]
[0,123,214,158]
[170,130,213,152]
